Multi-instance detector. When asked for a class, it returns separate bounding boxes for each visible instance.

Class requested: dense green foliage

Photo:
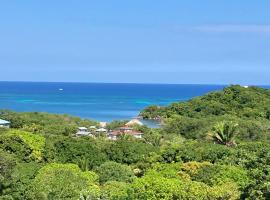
[141,85,270,142]
[141,85,270,120]
[95,161,135,184]
[1,85,270,199]
[0,110,98,136]
[106,120,128,130]
[28,163,100,200]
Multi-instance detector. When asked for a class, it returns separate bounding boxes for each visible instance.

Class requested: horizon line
[0,80,269,87]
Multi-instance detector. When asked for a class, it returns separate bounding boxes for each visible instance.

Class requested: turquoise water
[0,82,266,122]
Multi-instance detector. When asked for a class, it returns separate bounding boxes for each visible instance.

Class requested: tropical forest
[1,85,270,200]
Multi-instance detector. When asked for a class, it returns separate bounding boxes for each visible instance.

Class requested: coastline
[0,82,229,121]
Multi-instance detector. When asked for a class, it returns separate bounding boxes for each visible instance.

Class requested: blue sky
[0,0,270,84]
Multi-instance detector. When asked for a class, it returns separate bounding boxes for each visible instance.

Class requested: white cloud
[193,25,270,34]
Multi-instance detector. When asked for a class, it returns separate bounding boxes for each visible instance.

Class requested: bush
[130,170,240,200]
[49,137,108,170]
[6,130,45,161]
[28,163,100,200]
[106,140,157,164]
[193,164,250,188]
[101,181,130,200]
[95,161,135,184]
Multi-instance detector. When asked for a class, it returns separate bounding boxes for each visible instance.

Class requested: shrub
[95,161,135,184]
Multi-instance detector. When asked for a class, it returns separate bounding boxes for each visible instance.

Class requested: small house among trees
[0,119,10,128]
[108,126,143,140]
[76,127,92,137]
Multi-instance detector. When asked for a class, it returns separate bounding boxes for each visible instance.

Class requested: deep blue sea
[0,82,268,122]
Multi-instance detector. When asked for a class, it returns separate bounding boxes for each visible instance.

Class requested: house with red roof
[107,125,143,140]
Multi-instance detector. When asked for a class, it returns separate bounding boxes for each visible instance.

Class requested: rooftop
[96,128,107,132]
[108,130,143,136]
[0,119,10,124]
[118,126,133,130]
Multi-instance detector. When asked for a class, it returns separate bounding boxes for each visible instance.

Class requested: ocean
[0,82,268,122]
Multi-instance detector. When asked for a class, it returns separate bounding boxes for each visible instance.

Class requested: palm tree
[77,156,89,171]
[208,121,238,147]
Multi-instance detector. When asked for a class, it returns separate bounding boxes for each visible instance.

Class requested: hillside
[140,85,270,120]
[140,85,270,141]
[1,86,270,199]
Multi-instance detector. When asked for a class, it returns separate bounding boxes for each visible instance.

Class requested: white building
[132,131,143,139]
[96,128,107,133]
[76,127,92,136]
[0,119,10,128]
